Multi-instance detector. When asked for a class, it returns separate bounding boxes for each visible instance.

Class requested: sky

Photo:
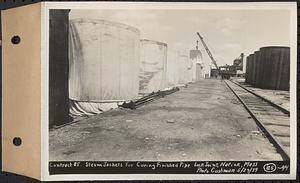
[70,9,290,66]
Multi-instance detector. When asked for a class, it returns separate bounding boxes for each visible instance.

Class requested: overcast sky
[70,9,290,66]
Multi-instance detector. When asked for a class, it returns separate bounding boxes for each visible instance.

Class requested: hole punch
[11,35,21,44]
[13,137,22,146]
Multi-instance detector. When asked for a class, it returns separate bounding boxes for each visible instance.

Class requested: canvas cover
[166,50,180,87]
[196,63,204,81]
[190,49,202,82]
[200,49,212,78]
[186,58,192,83]
[178,55,189,84]
[69,19,140,102]
[139,39,167,94]
[69,100,118,116]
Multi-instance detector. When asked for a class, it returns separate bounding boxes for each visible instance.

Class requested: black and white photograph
[44,2,297,180]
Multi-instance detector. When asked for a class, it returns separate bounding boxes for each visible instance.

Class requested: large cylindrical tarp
[178,55,189,84]
[200,50,211,78]
[186,59,193,83]
[190,50,202,81]
[139,39,167,94]
[185,55,192,83]
[167,50,180,87]
[190,62,196,82]
[69,19,140,102]
[196,63,203,81]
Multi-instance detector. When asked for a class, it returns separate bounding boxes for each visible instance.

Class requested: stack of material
[139,39,167,94]
[245,46,290,91]
[68,19,140,116]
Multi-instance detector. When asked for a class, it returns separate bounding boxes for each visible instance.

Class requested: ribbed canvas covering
[69,19,140,102]
[186,59,193,83]
[190,50,202,82]
[178,55,189,84]
[201,51,212,78]
[70,100,118,116]
[166,50,180,87]
[139,39,167,94]
[190,61,196,82]
[196,63,203,81]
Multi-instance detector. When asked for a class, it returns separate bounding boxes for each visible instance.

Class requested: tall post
[49,10,70,128]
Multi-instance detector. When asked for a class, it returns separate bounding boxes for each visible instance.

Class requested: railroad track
[224,79,290,161]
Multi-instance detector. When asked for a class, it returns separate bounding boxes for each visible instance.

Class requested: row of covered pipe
[68,19,206,116]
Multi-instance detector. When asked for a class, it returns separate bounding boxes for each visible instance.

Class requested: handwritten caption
[49,161,289,174]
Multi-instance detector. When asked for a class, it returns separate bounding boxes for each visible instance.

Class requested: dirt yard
[49,79,282,161]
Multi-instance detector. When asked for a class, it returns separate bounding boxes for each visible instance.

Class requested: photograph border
[41,1,297,181]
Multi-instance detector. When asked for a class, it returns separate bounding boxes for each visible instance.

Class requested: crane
[196,32,218,69]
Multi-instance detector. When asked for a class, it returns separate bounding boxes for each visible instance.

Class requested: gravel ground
[49,79,282,161]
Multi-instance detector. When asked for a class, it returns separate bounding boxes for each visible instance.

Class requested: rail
[230,80,290,116]
[224,80,290,161]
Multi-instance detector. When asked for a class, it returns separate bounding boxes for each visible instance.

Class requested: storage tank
[259,48,270,89]
[249,54,255,85]
[69,19,140,114]
[276,47,290,90]
[246,54,254,84]
[167,50,180,87]
[178,55,189,85]
[259,46,290,90]
[252,51,259,86]
[189,49,202,82]
[245,55,250,83]
[139,39,167,94]
[255,51,264,88]
[253,51,261,87]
